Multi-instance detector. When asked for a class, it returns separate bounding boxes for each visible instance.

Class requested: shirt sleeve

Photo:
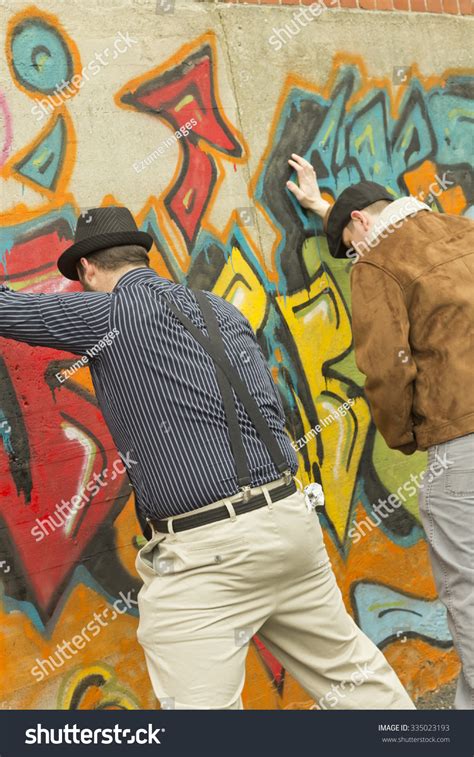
[350,264,418,455]
[0,284,112,355]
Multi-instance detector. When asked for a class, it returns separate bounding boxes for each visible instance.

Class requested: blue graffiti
[0,410,13,454]
[353,581,452,648]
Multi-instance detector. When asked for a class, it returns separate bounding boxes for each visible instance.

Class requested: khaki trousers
[135,486,414,710]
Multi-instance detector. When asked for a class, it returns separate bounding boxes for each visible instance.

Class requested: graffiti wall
[0,1,472,709]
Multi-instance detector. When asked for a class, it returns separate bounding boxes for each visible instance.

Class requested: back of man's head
[78,244,150,274]
[325,181,394,258]
[77,244,150,292]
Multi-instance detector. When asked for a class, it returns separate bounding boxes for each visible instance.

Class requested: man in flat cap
[287,153,474,710]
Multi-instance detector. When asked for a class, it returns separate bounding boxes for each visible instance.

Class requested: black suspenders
[165,290,291,502]
[194,290,252,493]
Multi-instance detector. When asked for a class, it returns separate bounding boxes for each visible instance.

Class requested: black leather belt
[152,479,297,534]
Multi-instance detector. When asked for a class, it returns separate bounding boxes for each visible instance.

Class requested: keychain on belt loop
[303,482,325,513]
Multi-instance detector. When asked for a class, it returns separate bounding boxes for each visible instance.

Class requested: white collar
[367,197,431,243]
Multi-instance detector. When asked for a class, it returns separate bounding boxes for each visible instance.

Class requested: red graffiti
[0,217,126,614]
[119,43,243,247]
[254,636,285,695]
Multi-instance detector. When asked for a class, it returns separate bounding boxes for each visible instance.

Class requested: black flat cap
[326,182,394,258]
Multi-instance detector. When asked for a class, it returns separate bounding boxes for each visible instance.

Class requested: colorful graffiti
[0,6,472,710]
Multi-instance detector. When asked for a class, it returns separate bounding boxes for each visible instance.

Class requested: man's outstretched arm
[0,283,112,355]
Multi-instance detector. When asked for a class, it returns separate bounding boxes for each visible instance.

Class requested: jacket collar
[367,197,431,244]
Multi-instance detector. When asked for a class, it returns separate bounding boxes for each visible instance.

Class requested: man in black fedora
[58,206,153,285]
[287,152,474,710]
[0,205,414,710]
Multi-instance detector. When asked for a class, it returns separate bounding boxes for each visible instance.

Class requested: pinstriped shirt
[0,268,297,518]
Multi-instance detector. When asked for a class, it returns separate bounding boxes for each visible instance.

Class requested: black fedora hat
[326,181,394,258]
[58,206,153,281]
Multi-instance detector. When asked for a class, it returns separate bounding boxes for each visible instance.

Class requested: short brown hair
[345,199,392,233]
[78,245,150,274]
[363,199,392,216]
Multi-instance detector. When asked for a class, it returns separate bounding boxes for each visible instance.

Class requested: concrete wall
[0,0,472,709]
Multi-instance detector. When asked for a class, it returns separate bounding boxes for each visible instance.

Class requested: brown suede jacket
[348,209,474,454]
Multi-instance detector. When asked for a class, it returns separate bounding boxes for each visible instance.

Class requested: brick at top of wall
[219,0,473,14]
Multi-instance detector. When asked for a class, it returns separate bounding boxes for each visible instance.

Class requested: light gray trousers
[419,432,474,710]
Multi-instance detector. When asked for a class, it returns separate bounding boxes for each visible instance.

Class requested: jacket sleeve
[0,283,112,355]
[350,264,418,454]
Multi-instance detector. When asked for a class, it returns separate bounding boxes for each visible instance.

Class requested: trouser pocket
[135,533,167,582]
